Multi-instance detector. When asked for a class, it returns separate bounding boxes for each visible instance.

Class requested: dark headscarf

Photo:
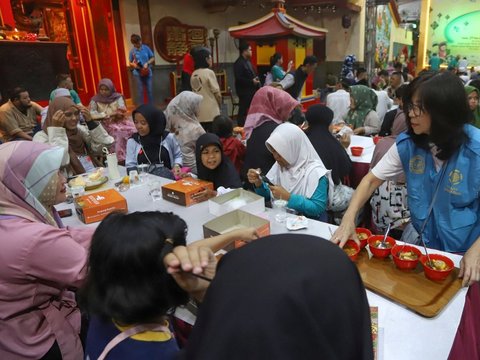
[305,105,352,185]
[195,133,241,189]
[91,78,123,104]
[132,105,170,167]
[184,234,374,360]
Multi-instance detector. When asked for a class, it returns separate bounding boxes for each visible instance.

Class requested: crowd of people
[0,34,479,359]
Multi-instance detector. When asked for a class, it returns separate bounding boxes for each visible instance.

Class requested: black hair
[378,70,389,77]
[212,115,234,138]
[391,71,402,78]
[340,79,351,91]
[9,87,27,102]
[131,34,141,44]
[288,107,306,126]
[326,74,338,87]
[270,52,282,67]
[403,71,469,160]
[303,55,318,66]
[394,84,407,99]
[56,73,71,86]
[393,62,403,70]
[193,47,212,69]
[470,79,480,92]
[80,211,189,325]
[356,67,367,75]
[239,40,250,54]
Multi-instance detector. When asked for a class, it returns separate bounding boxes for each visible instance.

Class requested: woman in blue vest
[332,71,480,287]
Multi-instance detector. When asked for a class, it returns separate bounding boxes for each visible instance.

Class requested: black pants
[236,93,255,127]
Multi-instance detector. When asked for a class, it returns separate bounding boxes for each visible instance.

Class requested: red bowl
[391,245,422,270]
[368,235,396,259]
[420,254,454,281]
[351,146,364,156]
[343,240,360,261]
[356,228,372,249]
[373,136,382,145]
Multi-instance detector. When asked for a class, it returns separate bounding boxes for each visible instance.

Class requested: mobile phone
[58,209,73,218]
[261,175,275,186]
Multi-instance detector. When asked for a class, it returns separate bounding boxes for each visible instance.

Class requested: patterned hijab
[0,141,64,227]
[244,86,299,140]
[345,85,378,129]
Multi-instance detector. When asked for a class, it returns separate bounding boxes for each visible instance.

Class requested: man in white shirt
[326,80,350,124]
[374,89,393,123]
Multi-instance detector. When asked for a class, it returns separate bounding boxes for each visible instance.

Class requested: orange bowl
[343,240,360,261]
[420,254,454,281]
[373,135,382,145]
[368,235,396,258]
[351,146,364,156]
[391,245,422,270]
[356,228,372,249]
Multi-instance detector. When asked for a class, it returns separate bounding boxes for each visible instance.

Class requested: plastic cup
[137,164,149,183]
[272,199,288,223]
[148,181,162,201]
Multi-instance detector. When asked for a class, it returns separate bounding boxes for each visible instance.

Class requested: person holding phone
[270,52,293,82]
[247,122,333,220]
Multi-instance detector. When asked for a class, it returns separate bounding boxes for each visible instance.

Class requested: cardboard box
[161,177,214,207]
[74,189,128,224]
[203,210,270,251]
[208,189,265,216]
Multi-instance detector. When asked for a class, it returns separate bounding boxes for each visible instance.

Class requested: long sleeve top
[125,133,183,169]
[254,176,328,218]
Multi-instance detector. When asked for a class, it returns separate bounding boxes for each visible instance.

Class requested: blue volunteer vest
[396,124,480,252]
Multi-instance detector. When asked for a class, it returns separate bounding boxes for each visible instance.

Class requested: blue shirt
[254,176,328,219]
[129,45,154,77]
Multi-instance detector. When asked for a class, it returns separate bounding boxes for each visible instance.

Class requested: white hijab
[266,123,333,201]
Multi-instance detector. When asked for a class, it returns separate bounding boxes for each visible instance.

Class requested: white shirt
[374,90,393,123]
[372,143,444,181]
[326,89,350,125]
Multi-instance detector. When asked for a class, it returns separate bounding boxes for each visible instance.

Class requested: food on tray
[373,240,392,248]
[398,251,418,261]
[69,176,86,187]
[88,168,104,181]
[343,246,357,256]
[357,232,368,240]
[427,259,449,271]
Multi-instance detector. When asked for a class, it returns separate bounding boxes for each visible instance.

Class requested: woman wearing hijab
[194,133,242,200]
[89,78,136,162]
[126,104,182,177]
[164,92,206,174]
[242,87,300,179]
[190,47,221,132]
[344,85,381,135]
[305,105,352,185]
[465,85,480,128]
[181,234,374,360]
[0,141,95,359]
[33,97,114,175]
[247,123,333,220]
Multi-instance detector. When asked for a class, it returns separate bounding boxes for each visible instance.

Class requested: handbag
[132,51,150,77]
[139,141,175,180]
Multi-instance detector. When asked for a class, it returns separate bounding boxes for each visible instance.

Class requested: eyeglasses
[406,103,424,117]
[64,110,80,117]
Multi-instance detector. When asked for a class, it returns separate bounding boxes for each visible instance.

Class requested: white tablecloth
[57,173,467,360]
[348,135,375,164]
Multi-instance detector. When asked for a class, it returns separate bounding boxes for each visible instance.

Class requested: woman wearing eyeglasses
[333,71,480,287]
[34,97,114,175]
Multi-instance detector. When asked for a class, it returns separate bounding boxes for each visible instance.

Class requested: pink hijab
[0,141,64,227]
[243,87,299,139]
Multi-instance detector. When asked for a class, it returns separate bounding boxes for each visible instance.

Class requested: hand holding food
[247,168,262,187]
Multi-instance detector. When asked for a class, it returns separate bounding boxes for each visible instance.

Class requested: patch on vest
[409,155,425,174]
[448,169,463,185]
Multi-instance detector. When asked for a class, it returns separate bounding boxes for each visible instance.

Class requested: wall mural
[427,0,480,67]
[375,4,392,69]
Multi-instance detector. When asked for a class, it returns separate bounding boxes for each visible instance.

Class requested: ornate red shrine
[228,0,327,106]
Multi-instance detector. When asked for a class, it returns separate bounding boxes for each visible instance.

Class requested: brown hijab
[44,97,94,174]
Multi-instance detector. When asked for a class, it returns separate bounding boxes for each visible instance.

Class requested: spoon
[376,222,392,249]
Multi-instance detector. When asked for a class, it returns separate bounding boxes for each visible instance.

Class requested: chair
[225,86,239,119]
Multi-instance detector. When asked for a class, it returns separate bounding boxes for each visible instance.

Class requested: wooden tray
[355,250,463,318]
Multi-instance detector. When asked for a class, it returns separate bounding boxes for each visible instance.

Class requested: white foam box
[208,189,265,216]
